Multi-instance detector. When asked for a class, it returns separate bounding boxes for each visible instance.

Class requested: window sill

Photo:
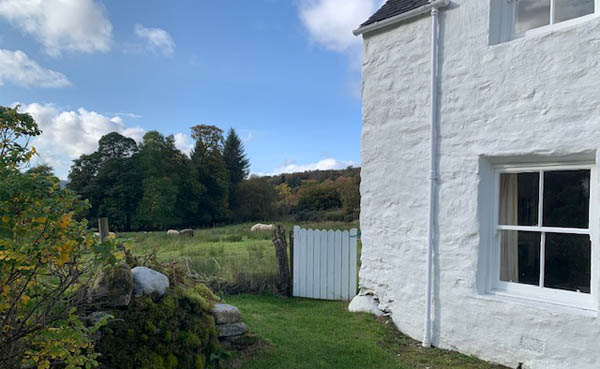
[474,290,597,317]
[515,13,600,40]
[491,13,600,47]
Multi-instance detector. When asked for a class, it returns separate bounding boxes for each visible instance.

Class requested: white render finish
[358,2,600,368]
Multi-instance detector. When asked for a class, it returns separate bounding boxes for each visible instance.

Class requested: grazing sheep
[94,231,116,239]
[167,229,179,235]
[179,229,194,237]
[250,223,275,232]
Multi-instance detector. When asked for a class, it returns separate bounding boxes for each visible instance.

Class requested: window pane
[545,233,591,293]
[555,0,594,23]
[500,231,540,286]
[543,170,590,229]
[516,0,551,33]
[499,172,539,226]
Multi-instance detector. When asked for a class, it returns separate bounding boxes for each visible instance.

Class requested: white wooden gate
[292,226,358,301]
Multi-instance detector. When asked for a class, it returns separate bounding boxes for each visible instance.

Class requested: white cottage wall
[359,1,600,368]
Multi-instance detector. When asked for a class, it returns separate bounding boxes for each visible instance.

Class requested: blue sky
[0,0,383,179]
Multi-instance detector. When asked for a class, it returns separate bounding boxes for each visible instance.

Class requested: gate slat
[298,228,306,297]
[334,230,342,300]
[349,228,358,298]
[313,230,321,299]
[327,230,335,300]
[320,230,328,299]
[306,229,314,298]
[341,230,350,300]
[293,226,301,297]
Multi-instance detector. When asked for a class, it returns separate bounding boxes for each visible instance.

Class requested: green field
[123,221,359,294]
[223,294,508,369]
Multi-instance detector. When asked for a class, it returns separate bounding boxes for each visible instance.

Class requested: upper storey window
[516,0,595,33]
[490,0,598,44]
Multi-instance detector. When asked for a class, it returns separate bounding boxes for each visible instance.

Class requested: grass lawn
[223,294,508,369]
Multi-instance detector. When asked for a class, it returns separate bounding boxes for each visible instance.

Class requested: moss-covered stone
[96,281,219,369]
[89,263,133,308]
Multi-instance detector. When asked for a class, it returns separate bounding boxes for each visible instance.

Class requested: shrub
[95,282,219,369]
[0,106,119,369]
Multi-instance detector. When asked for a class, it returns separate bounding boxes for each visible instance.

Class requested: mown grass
[121,221,359,294]
[223,294,509,369]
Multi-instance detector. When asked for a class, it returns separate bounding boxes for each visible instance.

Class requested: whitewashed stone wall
[359,2,600,368]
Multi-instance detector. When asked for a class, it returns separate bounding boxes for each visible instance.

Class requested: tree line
[65,126,360,231]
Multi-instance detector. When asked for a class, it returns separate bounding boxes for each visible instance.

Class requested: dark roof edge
[353,0,449,36]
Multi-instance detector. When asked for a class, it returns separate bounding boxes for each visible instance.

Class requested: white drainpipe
[354,0,449,349]
[423,4,444,349]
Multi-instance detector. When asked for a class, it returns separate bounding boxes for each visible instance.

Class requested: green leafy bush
[95,282,219,369]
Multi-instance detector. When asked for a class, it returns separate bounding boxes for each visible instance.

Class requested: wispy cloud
[133,24,175,56]
[0,49,70,87]
[0,0,112,56]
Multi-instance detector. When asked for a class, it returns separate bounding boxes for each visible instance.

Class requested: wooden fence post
[272,225,291,296]
[98,217,109,242]
[289,228,294,297]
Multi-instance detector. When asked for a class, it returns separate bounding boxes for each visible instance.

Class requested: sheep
[167,229,179,235]
[250,223,275,232]
[94,231,116,239]
[179,229,194,237]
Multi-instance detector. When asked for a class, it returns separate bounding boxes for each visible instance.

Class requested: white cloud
[173,133,194,155]
[255,158,356,176]
[298,0,383,52]
[0,49,70,87]
[134,24,175,56]
[16,103,145,179]
[0,0,112,56]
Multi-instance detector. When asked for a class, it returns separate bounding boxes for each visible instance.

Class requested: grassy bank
[224,294,508,369]
[122,222,358,293]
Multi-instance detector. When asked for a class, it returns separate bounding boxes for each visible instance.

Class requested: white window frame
[502,0,600,41]
[488,162,596,311]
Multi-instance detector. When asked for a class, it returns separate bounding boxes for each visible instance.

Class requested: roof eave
[352,0,450,36]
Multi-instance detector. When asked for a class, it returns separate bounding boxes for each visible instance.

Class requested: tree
[26,164,55,177]
[223,128,250,212]
[0,106,41,169]
[190,125,229,223]
[0,106,118,369]
[236,177,277,221]
[68,132,141,231]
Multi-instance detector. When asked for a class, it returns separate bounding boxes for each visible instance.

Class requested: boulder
[89,263,133,308]
[179,228,194,237]
[348,293,383,317]
[221,333,258,349]
[211,304,242,324]
[217,322,248,338]
[132,266,169,300]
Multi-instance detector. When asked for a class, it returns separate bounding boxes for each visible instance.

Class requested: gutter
[353,0,450,349]
[352,0,449,36]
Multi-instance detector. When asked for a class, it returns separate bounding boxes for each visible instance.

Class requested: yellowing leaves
[57,213,73,229]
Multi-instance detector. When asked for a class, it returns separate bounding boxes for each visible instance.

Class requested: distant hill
[261,166,360,189]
